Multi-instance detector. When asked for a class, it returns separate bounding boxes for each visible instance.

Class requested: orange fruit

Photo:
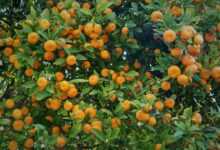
[163,29,176,43]
[91,120,102,131]
[85,107,96,118]
[211,67,220,79]
[13,120,24,131]
[37,77,48,90]
[59,80,70,92]
[12,109,22,119]
[3,47,13,56]
[111,117,121,128]
[105,22,116,33]
[44,40,57,52]
[83,123,92,133]
[204,32,216,43]
[82,60,91,69]
[200,68,210,80]
[121,27,129,35]
[8,140,18,150]
[66,55,77,66]
[5,99,15,109]
[62,124,71,133]
[148,116,157,126]
[154,101,164,111]
[63,101,73,111]
[181,55,195,67]
[136,110,150,122]
[170,48,182,58]
[180,25,195,41]
[52,126,60,135]
[155,144,162,150]
[121,100,131,111]
[151,11,163,22]
[187,45,201,56]
[177,74,189,86]
[24,116,33,125]
[39,19,50,30]
[192,112,202,124]
[60,10,71,22]
[27,32,39,45]
[83,2,91,10]
[100,50,110,60]
[170,6,182,17]
[25,68,33,77]
[164,98,175,109]
[24,138,34,149]
[56,136,66,148]
[44,51,55,61]
[89,74,99,86]
[168,65,181,78]
[162,113,172,124]
[67,87,78,98]
[161,81,171,91]
[72,109,85,120]
[115,76,126,85]
[55,72,64,81]
[145,93,156,101]
[49,99,61,110]
[101,68,110,77]
[194,34,204,44]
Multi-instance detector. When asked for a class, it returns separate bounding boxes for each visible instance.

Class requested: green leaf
[183,107,193,119]
[70,79,88,83]
[53,58,65,66]
[35,91,51,101]
[92,130,105,142]
[76,54,87,60]
[79,8,92,16]
[69,123,82,138]
[96,2,113,14]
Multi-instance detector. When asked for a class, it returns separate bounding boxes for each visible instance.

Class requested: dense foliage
[0,0,220,149]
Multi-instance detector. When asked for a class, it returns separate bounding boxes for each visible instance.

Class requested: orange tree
[0,0,220,149]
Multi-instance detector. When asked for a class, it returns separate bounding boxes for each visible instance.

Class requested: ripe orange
[63,101,73,111]
[72,109,85,120]
[44,40,57,52]
[200,68,210,80]
[101,68,110,77]
[121,27,129,35]
[161,81,171,91]
[85,107,96,118]
[111,117,121,128]
[121,100,131,111]
[82,60,91,69]
[56,136,66,148]
[83,123,92,133]
[192,112,202,124]
[60,10,71,22]
[211,66,220,79]
[115,76,126,85]
[187,45,201,56]
[55,72,64,81]
[52,126,60,135]
[170,6,182,17]
[155,144,162,150]
[151,11,163,22]
[12,109,22,119]
[163,29,176,43]
[49,99,61,110]
[37,77,48,90]
[204,32,216,43]
[91,120,102,131]
[27,32,39,45]
[136,110,150,121]
[180,25,195,41]
[44,51,55,61]
[170,48,182,58]
[13,120,24,131]
[168,65,181,78]
[194,34,204,44]
[105,22,116,33]
[3,47,13,56]
[24,138,34,149]
[154,101,164,111]
[89,74,99,86]
[39,19,50,30]
[164,98,175,109]
[145,93,156,101]
[25,68,33,77]
[177,74,189,86]
[100,50,110,60]
[67,87,78,98]
[148,116,157,126]
[5,99,15,109]
[59,80,70,92]
[8,140,18,150]
[66,55,77,66]
[24,116,33,125]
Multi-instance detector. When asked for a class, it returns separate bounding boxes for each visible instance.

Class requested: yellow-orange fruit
[59,80,70,92]
[101,68,110,77]
[105,22,116,33]
[111,117,121,128]
[85,107,96,118]
[67,87,78,98]
[12,109,22,119]
[37,77,48,90]
[60,10,71,22]
[154,101,164,111]
[63,101,73,111]
[44,51,55,61]
[56,136,66,148]
[136,110,150,122]
[200,69,210,80]
[89,74,99,86]
[194,34,204,44]
[82,60,91,69]
[164,98,175,109]
[25,68,33,77]
[8,140,18,150]
[162,113,172,124]
[180,25,195,41]
[83,123,92,134]
[161,81,171,91]
[27,32,39,45]
[91,120,102,131]
[13,120,24,131]
[24,116,33,125]
[177,74,189,86]
[192,112,202,124]
[55,72,64,81]
[5,99,15,109]
[24,138,34,149]
[151,11,163,22]
[145,93,156,101]
[187,45,201,56]
[49,99,61,110]
[100,50,110,60]
[66,55,77,66]
[170,48,182,58]
[148,116,157,126]
[39,19,50,30]
[115,76,126,85]
[51,126,60,135]
[155,144,162,150]
[211,67,220,79]
[163,29,176,43]
[72,109,85,120]
[170,6,182,17]
[168,65,181,78]
[44,40,57,52]
[121,100,131,111]
[181,55,195,67]
[121,27,129,35]
[3,47,13,56]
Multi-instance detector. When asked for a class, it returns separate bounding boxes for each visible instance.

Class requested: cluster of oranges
[0,0,219,149]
